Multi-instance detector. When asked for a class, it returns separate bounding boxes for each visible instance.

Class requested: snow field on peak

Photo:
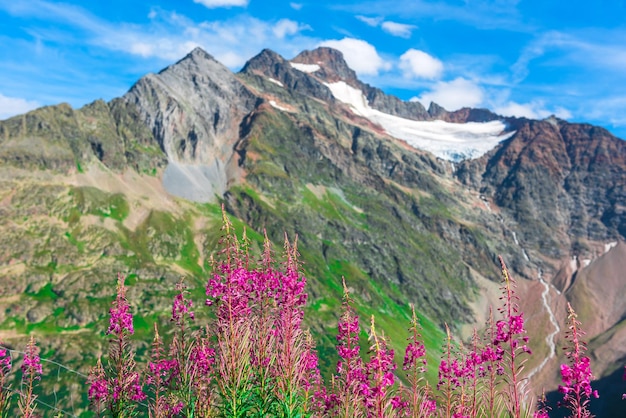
[290,62,321,73]
[324,81,515,161]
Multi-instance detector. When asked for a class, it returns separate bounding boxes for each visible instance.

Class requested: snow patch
[570,256,578,271]
[479,195,491,212]
[512,231,519,246]
[290,62,320,73]
[268,77,284,87]
[604,241,618,253]
[324,81,514,161]
[269,100,290,112]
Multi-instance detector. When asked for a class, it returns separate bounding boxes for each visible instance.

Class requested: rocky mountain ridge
[0,45,625,413]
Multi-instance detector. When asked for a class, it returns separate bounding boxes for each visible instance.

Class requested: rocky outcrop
[456,118,626,256]
[124,47,259,201]
[0,99,164,173]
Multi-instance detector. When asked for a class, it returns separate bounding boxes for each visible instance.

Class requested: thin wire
[1,344,150,410]
[0,345,89,379]
[1,384,80,418]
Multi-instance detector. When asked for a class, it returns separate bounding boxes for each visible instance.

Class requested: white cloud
[399,49,443,79]
[272,19,309,39]
[356,16,416,38]
[415,78,484,110]
[319,38,391,76]
[554,107,572,120]
[0,94,40,120]
[192,0,248,8]
[512,30,626,84]
[492,96,572,120]
[356,15,382,27]
[381,21,416,38]
[53,7,318,68]
[290,2,303,10]
[494,101,549,119]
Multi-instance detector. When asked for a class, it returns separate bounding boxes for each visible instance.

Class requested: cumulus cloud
[192,0,248,8]
[320,38,391,76]
[272,19,309,39]
[381,21,416,38]
[494,100,572,120]
[32,5,318,68]
[0,94,40,120]
[399,49,443,79]
[414,78,484,110]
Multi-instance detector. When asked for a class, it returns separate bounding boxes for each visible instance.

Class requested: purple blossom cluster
[558,303,598,418]
[0,346,10,372]
[107,273,134,336]
[21,336,42,381]
[18,336,42,418]
[171,284,195,325]
[6,213,621,418]
[0,343,10,414]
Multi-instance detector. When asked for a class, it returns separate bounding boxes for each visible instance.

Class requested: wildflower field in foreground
[1,215,624,418]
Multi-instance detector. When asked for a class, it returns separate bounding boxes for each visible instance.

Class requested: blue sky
[1,0,626,139]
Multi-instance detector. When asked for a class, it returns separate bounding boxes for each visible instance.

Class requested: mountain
[0,46,624,413]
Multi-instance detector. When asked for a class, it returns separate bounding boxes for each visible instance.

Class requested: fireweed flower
[366,315,402,417]
[107,274,134,336]
[90,274,144,417]
[330,278,367,418]
[21,337,42,380]
[171,280,195,326]
[0,345,11,373]
[0,343,11,417]
[403,305,436,417]
[533,390,551,418]
[558,303,598,418]
[438,324,465,418]
[88,357,109,405]
[273,237,322,416]
[206,217,257,417]
[18,336,41,418]
[495,256,531,418]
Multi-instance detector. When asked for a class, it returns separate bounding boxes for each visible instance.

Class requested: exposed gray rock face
[124,47,259,201]
[363,87,430,120]
[240,48,336,103]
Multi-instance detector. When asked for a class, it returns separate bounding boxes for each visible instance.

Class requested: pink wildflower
[403,339,426,371]
[172,279,195,326]
[107,274,133,336]
[0,346,10,372]
[21,336,42,381]
[558,303,598,418]
[18,336,41,418]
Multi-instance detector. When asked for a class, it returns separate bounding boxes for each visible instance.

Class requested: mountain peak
[291,47,358,84]
[240,48,286,74]
[186,46,214,61]
[159,46,224,76]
